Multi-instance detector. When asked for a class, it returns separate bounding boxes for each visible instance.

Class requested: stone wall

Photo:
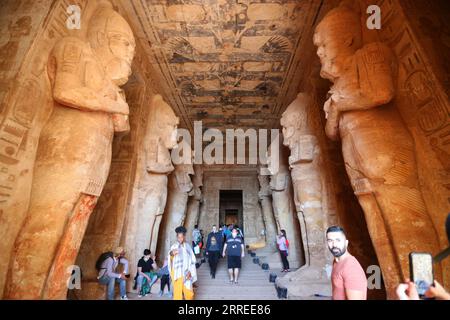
[0,0,95,299]
[198,166,265,247]
[74,43,157,299]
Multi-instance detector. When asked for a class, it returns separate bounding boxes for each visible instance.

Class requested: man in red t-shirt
[326,226,367,300]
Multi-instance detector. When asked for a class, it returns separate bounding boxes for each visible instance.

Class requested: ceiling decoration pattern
[127,0,322,131]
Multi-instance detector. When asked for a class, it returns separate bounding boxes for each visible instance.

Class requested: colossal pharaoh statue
[277,93,331,297]
[158,142,194,258]
[5,3,135,299]
[184,165,204,244]
[257,170,278,251]
[124,94,179,274]
[266,141,304,268]
[313,2,442,296]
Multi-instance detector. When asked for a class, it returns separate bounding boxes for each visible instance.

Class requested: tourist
[199,229,205,258]
[277,230,290,272]
[158,257,172,297]
[168,226,197,300]
[192,224,201,254]
[235,225,244,240]
[222,228,245,284]
[96,248,129,300]
[223,224,232,240]
[326,226,367,300]
[115,247,130,276]
[136,249,158,298]
[206,224,223,278]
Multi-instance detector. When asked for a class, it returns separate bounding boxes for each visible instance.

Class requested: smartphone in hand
[409,252,434,297]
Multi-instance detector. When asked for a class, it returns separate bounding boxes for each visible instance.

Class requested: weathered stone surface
[313,1,445,298]
[184,165,204,244]
[276,92,331,297]
[198,166,265,247]
[267,141,304,269]
[123,94,179,278]
[4,1,135,300]
[0,0,448,300]
[157,142,194,260]
[257,171,278,251]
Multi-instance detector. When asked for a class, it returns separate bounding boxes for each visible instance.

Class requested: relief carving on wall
[314,1,443,297]
[4,2,135,299]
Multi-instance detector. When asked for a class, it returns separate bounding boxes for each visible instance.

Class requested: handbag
[194,245,200,255]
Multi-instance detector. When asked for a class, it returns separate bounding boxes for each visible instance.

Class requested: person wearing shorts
[222,228,245,284]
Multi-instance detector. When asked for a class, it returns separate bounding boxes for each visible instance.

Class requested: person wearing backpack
[95,247,129,300]
[277,230,290,272]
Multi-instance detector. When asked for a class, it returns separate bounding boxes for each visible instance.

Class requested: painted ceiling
[122,0,326,132]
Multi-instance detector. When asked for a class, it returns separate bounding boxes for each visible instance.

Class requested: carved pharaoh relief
[5,2,136,299]
[313,1,443,295]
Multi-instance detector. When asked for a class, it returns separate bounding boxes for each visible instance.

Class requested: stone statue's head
[280,93,311,148]
[313,2,362,80]
[174,163,194,193]
[88,2,135,86]
[150,95,180,149]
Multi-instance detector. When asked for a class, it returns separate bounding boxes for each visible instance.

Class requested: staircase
[128,253,280,300]
[194,254,279,300]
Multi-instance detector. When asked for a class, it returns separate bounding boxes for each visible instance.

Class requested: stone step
[129,255,280,300]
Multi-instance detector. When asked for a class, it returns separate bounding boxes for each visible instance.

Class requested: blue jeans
[106,276,126,300]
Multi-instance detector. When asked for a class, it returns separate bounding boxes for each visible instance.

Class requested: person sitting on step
[136,249,158,298]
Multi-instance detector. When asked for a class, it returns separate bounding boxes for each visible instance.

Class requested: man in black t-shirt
[136,249,158,297]
[222,228,245,284]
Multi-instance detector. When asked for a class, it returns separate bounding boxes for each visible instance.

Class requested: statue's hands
[112,90,129,115]
[324,97,340,141]
[100,83,129,115]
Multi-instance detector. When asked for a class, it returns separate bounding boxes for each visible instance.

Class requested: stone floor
[129,254,281,300]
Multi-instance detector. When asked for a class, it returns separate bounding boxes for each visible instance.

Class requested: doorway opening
[219,190,243,232]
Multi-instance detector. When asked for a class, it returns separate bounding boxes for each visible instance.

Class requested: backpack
[95,251,114,271]
[285,239,289,248]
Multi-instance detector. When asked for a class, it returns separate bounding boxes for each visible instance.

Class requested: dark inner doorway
[219,190,243,232]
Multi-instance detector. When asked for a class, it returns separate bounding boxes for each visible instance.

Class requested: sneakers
[158,291,163,297]
[120,295,128,300]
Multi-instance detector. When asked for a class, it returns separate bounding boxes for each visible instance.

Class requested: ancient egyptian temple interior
[0,0,449,301]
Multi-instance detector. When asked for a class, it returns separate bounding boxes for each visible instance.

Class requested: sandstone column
[157,154,194,260]
[5,3,135,300]
[123,94,179,278]
[184,165,204,244]
[257,172,278,251]
[276,92,331,297]
[313,1,442,297]
[266,141,304,269]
